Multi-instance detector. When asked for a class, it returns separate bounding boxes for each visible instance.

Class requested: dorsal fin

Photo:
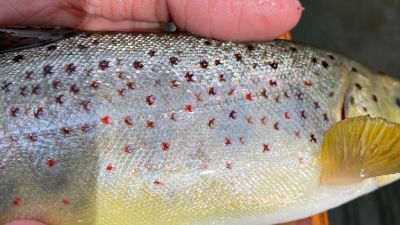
[0,26,76,53]
[320,115,400,185]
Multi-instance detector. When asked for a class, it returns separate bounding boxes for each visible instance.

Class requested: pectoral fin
[320,116,400,185]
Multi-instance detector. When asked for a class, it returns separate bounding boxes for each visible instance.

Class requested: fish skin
[0,32,399,225]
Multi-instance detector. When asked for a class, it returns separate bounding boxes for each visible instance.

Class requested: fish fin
[0,26,76,53]
[320,115,400,185]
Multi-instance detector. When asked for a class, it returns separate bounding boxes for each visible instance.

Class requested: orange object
[310,212,329,225]
[278,32,292,40]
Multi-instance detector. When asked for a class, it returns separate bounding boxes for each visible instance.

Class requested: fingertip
[5,220,47,225]
[168,0,303,41]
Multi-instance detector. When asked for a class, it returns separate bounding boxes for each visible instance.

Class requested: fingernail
[5,220,47,225]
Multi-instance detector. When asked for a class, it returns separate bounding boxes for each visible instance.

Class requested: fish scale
[0,32,399,225]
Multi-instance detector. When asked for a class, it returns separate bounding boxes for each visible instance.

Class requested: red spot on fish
[12,197,21,206]
[161,142,170,151]
[124,116,134,127]
[47,159,56,168]
[101,116,111,125]
[124,145,132,153]
[225,137,232,145]
[146,95,155,106]
[304,81,313,87]
[263,144,270,153]
[226,162,233,169]
[285,112,290,119]
[146,120,155,128]
[106,164,114,171]
[62,199,70,205]
[245,92,253,101]
[185,105,193,113]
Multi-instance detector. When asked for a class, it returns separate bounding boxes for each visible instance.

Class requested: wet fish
[0,32,399,225]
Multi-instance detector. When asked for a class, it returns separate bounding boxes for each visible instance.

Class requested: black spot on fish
[70,84,79,94]
[20,86,28,96]
[311,58,317,64]
[372,95,378,102]
[1,81,12,93]
[98,60,109,70]
[350,96,355,104]
[184,72,195,82]
[169,57,178,65]
[148,50,156,57]
[12,55,24,63]
[133,61,144,69]
[32,85,40,95]
[25,71,34,80]
[328,54,335,60]
[77,44,87,50]
[43,65,53,76]
[34,107,44,118]
[234,53,242,61]
[214,60,222,66]
[52,80,61,89]
[396,97,400,108]
[56,95,66,104]
[247,45,255,51]
[208,87,216,95]
[322,61,329,69]
[64,63,77,75]
[11,107,20,117]
[269,62,278,69]
[351,67,358,72]
[199,60,209,69]
[289,47,297,52]
[355,83,362,90]
[204,40,212,46]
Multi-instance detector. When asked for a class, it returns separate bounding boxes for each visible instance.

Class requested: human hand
[0,0,302,41]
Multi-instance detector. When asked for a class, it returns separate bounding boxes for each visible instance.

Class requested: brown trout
[0,32,399,225]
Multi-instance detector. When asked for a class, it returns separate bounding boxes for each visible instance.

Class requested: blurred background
[292,0,400,224]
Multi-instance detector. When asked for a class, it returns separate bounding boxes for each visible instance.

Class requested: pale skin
[1,0,309,224]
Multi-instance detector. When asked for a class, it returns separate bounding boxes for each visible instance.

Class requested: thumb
[5,220,46,225]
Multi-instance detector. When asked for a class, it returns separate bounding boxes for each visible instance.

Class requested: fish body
[0,32,399,225]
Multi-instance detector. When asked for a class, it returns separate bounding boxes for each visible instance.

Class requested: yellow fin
[320,116,400,185]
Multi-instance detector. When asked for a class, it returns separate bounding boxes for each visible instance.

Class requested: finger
[76,16,163,32]
[5,220,46,225]
[167,0,303,41]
